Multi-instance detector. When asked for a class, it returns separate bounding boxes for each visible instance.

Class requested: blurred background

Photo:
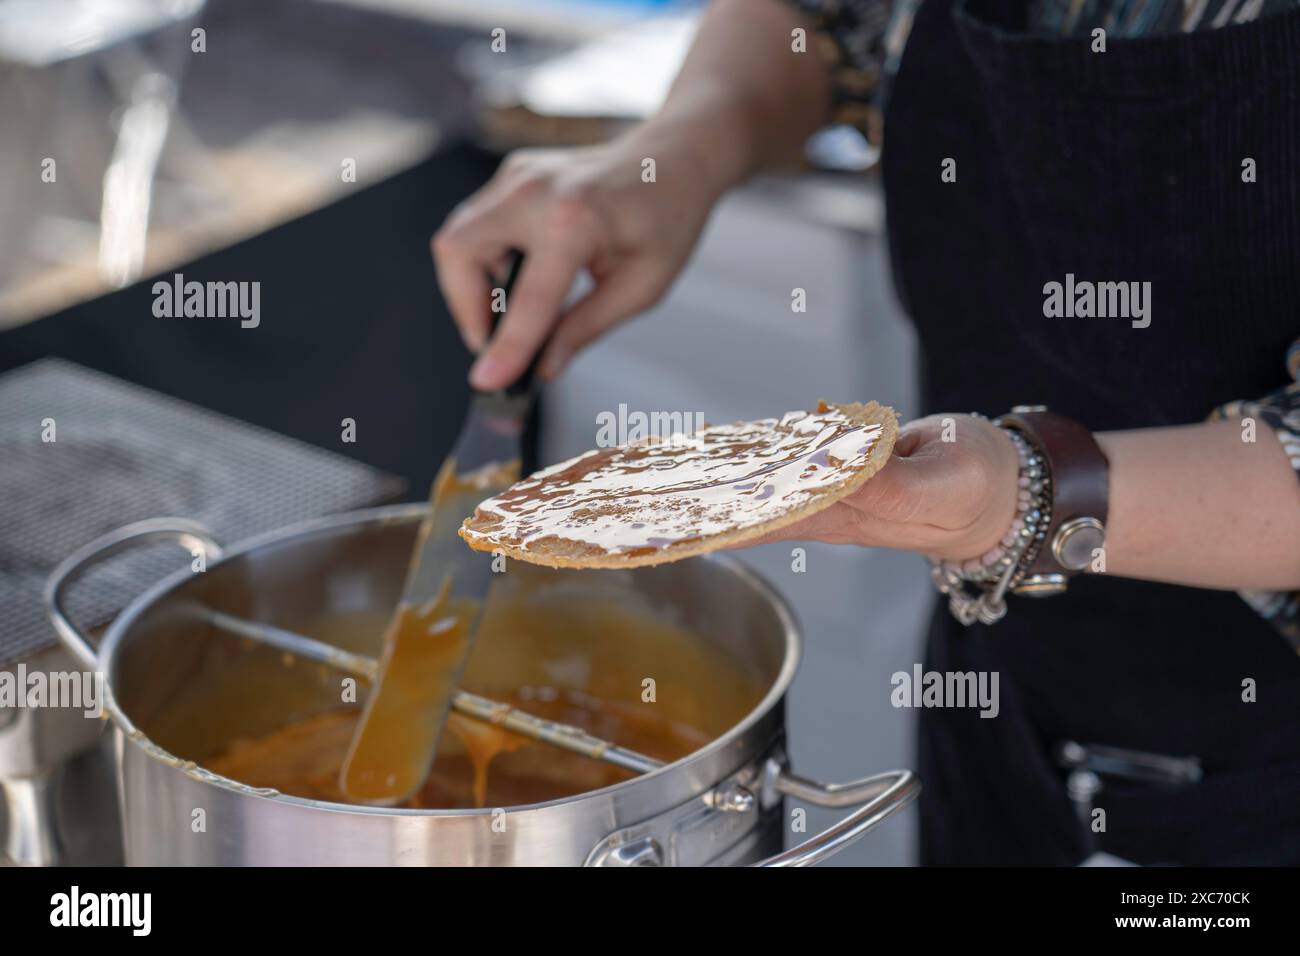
[0,0,927,865]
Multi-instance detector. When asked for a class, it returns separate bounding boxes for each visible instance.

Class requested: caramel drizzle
[464,408,884,557]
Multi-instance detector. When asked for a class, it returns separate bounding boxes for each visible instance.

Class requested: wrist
[1000,409,1110,591]
[930,423,1051,625]
[931,408,1111,625]
[630,93,764,200]
[933,418,1021,562]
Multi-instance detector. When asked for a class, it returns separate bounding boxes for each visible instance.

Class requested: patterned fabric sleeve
[784,0,1300,141]
[1209,338,1300,651]
[783,0,902,142]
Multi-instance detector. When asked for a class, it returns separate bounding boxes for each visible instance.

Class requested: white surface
[515,13,697,118]
[318,0,663,41]
[0,0,203,66]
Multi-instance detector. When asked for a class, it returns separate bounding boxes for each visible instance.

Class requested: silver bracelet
[929,423,1052,625]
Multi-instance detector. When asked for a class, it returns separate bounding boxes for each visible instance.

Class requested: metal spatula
[340,250,536,805]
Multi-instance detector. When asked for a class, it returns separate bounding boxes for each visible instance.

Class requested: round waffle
[459,401,898,569]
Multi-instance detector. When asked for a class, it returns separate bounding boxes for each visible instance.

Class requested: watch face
[1053,518,1106,572]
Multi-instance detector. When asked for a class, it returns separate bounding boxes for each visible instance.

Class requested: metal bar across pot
[196,606,665,776]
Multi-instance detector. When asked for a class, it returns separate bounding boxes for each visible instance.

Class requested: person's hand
[432,131,722,390]
[742,415,1021,562]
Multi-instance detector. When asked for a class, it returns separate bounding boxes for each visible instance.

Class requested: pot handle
[753,763,921,867]
[44,518,225,670]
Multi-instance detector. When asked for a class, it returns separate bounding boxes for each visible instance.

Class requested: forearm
[1097,419,1300,591]
[625,0,831,198]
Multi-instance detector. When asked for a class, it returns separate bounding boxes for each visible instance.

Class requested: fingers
[469,243,589,390]
[435,160,610,390]
[848,424,989,535]
[432,194,521,355]
[845,415,1017,556]
[433,142,690,387]
[536,261,666,380]
[844,416,966,523]
[432,161,561,356]
[432,225,495,354]
[891,420,930,457]
[727,427,954,552]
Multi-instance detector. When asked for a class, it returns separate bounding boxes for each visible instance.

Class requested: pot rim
[97,503,802,817]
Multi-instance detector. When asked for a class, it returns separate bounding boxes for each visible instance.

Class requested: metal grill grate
[0,358,405,665]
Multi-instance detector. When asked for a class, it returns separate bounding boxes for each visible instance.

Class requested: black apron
[881,0,1300,864]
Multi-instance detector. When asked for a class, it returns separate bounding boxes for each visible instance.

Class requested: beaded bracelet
[929,421,1052,625]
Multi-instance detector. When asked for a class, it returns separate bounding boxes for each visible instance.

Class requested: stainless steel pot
[45,505,918,866]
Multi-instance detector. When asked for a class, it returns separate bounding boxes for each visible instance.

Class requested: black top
[881,0,1300,863]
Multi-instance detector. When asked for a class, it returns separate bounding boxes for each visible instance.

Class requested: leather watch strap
[999,407,1109,594]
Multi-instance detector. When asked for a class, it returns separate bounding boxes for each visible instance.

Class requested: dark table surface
[0,143,524,495]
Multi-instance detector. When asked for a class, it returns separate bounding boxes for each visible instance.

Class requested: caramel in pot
[190,593,764,809]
